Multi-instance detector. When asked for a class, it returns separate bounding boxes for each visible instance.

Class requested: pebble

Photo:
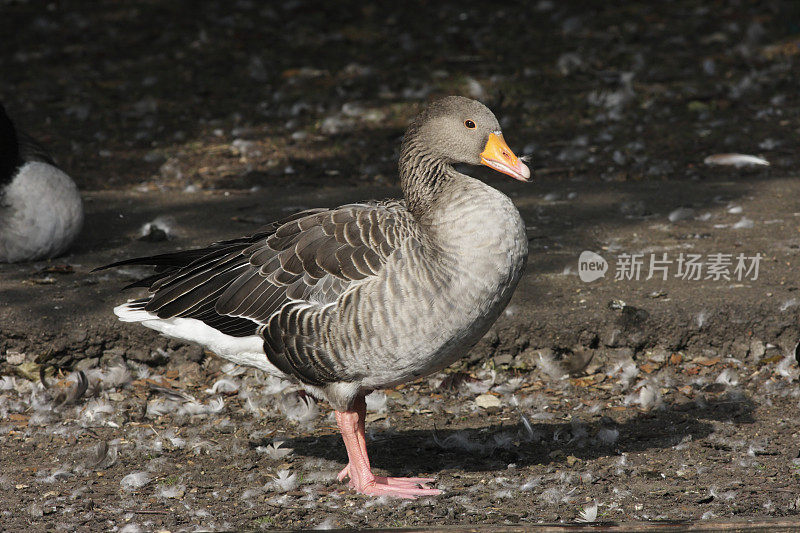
[475,394,502,409]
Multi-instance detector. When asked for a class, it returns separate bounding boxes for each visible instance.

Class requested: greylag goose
[102,96,531,498]
[0,104,83,263]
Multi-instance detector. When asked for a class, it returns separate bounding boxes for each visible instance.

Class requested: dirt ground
[1,0,800,531]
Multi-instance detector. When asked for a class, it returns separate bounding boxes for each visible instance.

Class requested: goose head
[405,96,530,182]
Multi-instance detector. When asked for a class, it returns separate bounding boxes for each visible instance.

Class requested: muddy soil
[1,0,799,531]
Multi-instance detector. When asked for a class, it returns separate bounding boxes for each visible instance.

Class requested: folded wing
[106,201,414,385]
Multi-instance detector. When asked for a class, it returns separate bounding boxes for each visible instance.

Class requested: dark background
[2,0,798,193]
[1,2,800,530]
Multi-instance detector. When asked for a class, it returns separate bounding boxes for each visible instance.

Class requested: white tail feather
[114,302,156,322]
[113,302,282,376]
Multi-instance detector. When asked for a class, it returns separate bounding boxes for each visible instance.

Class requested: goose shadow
[277,395,755,476]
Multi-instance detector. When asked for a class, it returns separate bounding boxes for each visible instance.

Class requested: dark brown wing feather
[104,202,413,385]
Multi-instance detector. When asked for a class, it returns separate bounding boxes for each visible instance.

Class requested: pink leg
[335,396,442,499]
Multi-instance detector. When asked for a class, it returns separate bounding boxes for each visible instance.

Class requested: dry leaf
[640,363,659,374]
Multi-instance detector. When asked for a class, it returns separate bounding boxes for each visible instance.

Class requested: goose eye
[464,120,476,129]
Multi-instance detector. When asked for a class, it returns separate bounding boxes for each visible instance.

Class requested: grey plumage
[106,96,530,412]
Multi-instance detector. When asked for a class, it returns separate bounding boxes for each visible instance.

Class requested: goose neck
[398,141,456,220]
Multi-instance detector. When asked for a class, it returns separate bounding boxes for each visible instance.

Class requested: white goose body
[0,162,83,263]
[0,105,83,263]
[107,96,532,498]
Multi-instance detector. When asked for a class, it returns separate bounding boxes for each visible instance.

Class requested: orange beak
[480,132,531,182]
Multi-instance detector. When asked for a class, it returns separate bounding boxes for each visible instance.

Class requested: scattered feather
[158,484,186,499]
[519,413,535,441]
[221,362,247,376]
[120,471,152,491]
[776,356,800,380]
[365,391,388,412]
[146,398,180,418]
[696,310,708,328]
[597,428,620,445]
[577,502,599,522]
[433,430,490,455]
[86,441,119,470]
[779,298,798,312]
[313,518,338,530]
[539,486,575,505]
[272,469,298,492]
[636,383,662,410]
[206,378,240,394]
[139,216,176,240]
[610,359,639,388]
[280,392,319,423]
[0,376,17,391]
[182,396,225,416]
[537,352,568,380]
[257,440,293,460]
[520,477,542,491]
[668,207,695,222]
[704,153,769,167]
[715,368,739,387]
[80,399,115,423]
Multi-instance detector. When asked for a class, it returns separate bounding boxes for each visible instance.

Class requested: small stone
[74,357,99,372]
[730,341,750,360]
[184,345,204,362]
[100,349,126,367]
[646,347,670,363]
[493,352,514,366]
[5,351,27,365]
[126,348,166,365]
[70,331,88,344]
[126,348,150,363]
[174,362,203,386]
[606,347,634,362]
[513,347,541,369]
[567,347,595,375]
[475,394,502,409]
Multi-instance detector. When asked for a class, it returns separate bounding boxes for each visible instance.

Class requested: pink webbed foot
[352,476,442,498]
[335,397,442,499]
[338,464,440,498]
